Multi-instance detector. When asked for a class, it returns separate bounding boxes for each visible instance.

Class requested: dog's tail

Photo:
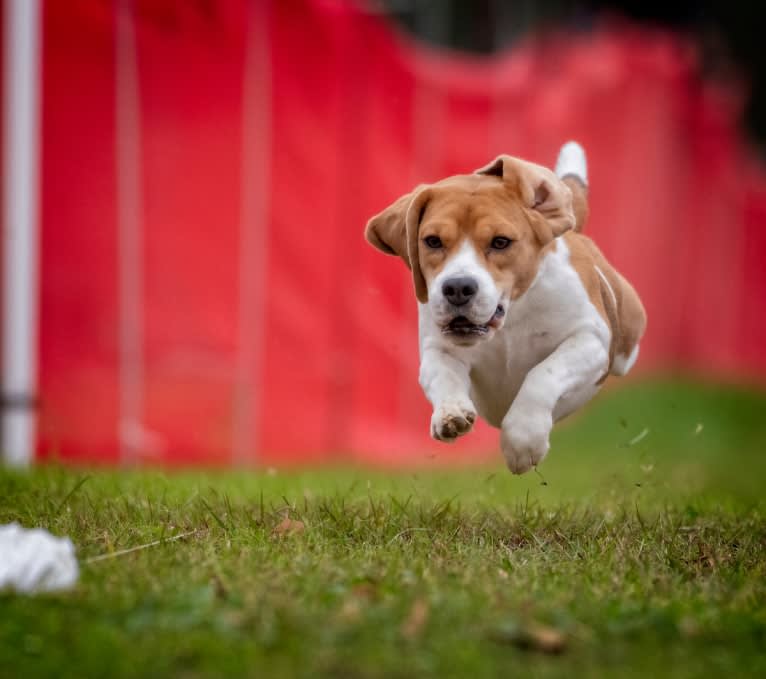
[555,141,588,232]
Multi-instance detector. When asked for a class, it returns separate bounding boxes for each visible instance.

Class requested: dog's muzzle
[442,276,478,307]
[443,304,505,339]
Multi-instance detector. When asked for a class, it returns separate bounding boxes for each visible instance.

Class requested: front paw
[501,406,552,474]
[431,402,476,442]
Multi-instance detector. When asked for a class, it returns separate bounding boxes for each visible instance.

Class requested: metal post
[2,0,42,467]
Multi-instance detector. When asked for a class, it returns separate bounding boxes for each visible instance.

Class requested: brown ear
[364,186,430,303]
[476,155,577,242]
[561,175,589,232]
[364,191,413,257]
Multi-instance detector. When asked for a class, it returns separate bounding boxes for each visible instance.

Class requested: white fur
[594,264,617,308]
[555,141,588,184]
[593,264,641,377]
[427,240,502,328]
[612,343,639,377]
[419,238,612,474]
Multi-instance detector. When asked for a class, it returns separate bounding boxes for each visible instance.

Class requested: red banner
[31,0,766,465]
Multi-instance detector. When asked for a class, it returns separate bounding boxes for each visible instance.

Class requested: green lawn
[1,380,765,678]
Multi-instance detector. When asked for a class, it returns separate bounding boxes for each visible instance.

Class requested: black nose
[442,276,478,307]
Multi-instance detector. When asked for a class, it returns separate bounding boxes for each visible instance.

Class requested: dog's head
[365,155,588,346]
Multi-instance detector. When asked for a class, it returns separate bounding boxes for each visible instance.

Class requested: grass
[1,379,765,678]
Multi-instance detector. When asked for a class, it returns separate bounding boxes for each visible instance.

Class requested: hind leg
[611,343,640,377]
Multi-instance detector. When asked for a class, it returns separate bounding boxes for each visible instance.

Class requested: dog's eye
[424,235,443,249]
[490,236,512,250]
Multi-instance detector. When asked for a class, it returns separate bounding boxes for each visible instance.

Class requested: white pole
[2,0,42,467]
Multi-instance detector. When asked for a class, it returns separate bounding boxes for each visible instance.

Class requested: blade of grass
[85,529,204,564]
[54,475,91,515]
[199,497,230,531]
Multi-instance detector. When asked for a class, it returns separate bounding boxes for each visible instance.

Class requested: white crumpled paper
[0,522,79,593]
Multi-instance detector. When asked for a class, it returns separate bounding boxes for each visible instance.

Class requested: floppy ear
[365,186,430,303]
[364,191,413,257]
[561,175,589,232]
[476,155,577,243]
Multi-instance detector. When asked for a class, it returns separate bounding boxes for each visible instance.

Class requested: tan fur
[365,146,646,474]
[476,155,579,236]
[416,175,551,302]
[364,185,430,302]
[561,176,589,232]
[563,232,647,376]
[365,154,645,373]
[366,156,580,304]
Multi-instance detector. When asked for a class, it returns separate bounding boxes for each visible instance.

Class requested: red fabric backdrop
[30,0,766,465]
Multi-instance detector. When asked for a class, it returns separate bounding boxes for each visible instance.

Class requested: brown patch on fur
[365,152,645,382]
[476,155,576,237]
[366,157,581,303]
[417,175,556,302]
[364,190,414,257]
[364,185,430,302]
[561,176,589,232]
[563,232,647,378]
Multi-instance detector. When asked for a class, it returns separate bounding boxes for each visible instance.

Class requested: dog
[364,142,646,474]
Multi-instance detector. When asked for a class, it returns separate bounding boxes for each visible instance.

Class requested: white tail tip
[555,141,587,185]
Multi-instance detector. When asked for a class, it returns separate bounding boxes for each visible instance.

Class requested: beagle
[365,142,646,474]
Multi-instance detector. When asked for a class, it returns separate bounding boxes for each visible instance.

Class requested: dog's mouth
[443,305,505,338]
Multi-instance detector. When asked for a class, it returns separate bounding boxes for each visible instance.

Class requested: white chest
[457,240,608,426]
